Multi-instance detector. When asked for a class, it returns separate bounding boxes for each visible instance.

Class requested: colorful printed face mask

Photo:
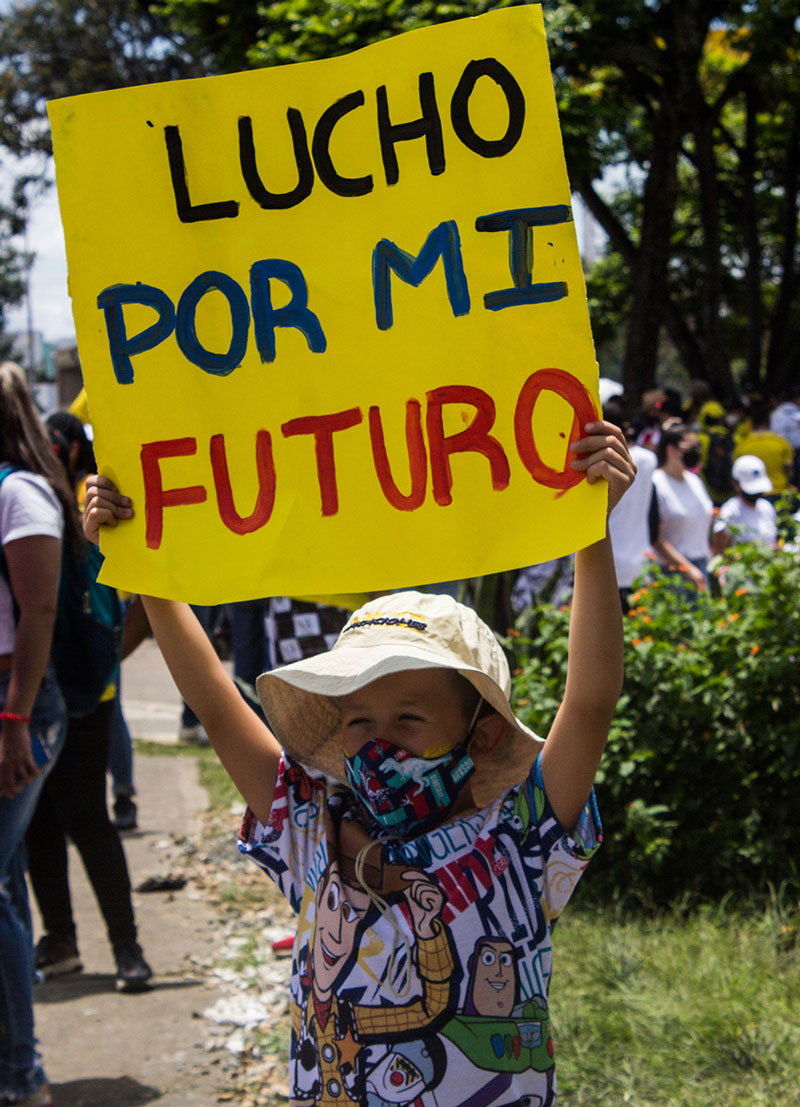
[344,737,476,836]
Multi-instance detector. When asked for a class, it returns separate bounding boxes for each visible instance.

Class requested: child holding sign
[83,420,634,1107]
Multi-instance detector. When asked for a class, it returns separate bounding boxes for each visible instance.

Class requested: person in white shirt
[770,387,800,487]
[604,399,657,609]
[711,455,778,553]
[649,423,714,589]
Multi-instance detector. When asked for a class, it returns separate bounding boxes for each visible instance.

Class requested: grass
[551,896,800,1106]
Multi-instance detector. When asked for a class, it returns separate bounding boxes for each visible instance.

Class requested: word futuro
[141,369,597,549]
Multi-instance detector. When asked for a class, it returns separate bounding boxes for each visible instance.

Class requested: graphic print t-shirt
[239,752,601,1107]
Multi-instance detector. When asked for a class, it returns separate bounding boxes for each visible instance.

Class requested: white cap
[732,455,772,495]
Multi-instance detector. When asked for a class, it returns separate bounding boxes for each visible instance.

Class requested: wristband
[0,711,32,723]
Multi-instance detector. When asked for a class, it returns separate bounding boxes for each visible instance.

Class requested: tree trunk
[742,83,764,390]
[621,102,681,402]
[765,107,800,394]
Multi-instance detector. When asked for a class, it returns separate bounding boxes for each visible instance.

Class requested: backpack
[0,464,122,717]
[702,430,734,497]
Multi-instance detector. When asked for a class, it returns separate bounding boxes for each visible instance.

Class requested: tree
[549,0,800,401]
[0,0,212,351]
[0,187,27,358]
[155,0,517,73]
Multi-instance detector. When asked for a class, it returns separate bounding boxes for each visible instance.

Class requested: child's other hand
[569,420,637,515]
[83,474,134,544]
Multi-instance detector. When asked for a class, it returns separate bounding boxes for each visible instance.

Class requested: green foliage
[156,0,527,72]
[508,543,800,905]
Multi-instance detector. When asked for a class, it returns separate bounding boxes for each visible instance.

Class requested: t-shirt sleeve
[715,498,736,532]
[514,751,602,922]
[237,752,328,913]
[0,472,63,545]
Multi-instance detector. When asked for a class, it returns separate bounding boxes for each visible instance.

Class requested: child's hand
[401,870,444,939]
[569,420,637,515]
[83,474,134,544]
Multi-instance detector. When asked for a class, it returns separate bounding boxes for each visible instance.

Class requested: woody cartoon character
[291,838,455,1107]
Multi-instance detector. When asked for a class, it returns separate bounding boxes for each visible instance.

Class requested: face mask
[681,446,701,469]
[345,737,475,836]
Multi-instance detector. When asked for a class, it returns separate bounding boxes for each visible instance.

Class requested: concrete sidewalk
[118,638,185,745]
[33,751,227,1107]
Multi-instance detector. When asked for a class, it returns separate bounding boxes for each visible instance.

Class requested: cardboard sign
[50,5,604,604]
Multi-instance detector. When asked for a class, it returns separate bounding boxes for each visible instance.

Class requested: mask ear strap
[465,696,484,742]
[354,839,412,1000]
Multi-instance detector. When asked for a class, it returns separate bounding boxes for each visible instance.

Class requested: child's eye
[398,714,424,724]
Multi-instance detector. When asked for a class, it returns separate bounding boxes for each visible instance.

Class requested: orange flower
[642,615,653,624]
[728,613,740,623]
[750,644,760,656]
[643,635,653,643]
[632,638,642,647]
[735,588,748,596]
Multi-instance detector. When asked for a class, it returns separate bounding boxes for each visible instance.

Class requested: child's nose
[374,718,395,745]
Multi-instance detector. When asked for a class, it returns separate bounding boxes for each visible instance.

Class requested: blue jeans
[225,599,269,690]
[181,605,218,728]
[0,669,66,1102]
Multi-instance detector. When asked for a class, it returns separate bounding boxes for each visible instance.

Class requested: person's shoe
[177,721,209,748]
[178,723,210,747]
[1,1084,53,1107]
[112,794,138,830]
[34,934,82,978]
[113,941,153,993]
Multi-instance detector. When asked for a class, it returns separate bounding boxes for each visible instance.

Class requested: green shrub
[507,542,800,905]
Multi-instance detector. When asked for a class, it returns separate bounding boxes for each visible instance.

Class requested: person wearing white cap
[711,455,778,553]
[81,420,636,1107]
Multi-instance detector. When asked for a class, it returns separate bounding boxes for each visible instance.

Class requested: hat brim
[257,643,543,809]
[738,477,773,495]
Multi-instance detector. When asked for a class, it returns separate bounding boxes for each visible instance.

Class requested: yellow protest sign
[49,5,604,604]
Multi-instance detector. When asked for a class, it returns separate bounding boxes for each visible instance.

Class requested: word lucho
[142,369,596,549]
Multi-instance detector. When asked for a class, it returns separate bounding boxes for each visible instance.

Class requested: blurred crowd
[513,378,800,615]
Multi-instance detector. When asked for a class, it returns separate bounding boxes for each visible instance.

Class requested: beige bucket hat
[256,590,544,809]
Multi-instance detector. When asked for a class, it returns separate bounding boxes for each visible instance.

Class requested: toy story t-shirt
[239,751,601,1107]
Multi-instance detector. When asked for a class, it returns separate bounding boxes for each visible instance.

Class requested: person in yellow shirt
[733,402,793,497]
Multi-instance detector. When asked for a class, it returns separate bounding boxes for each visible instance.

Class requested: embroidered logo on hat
[344,614,428,635]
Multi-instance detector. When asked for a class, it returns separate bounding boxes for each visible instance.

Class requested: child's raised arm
[83,475,282,824]
[540,421,636,834]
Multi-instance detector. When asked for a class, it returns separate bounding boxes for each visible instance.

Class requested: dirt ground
[32,752,237,1107]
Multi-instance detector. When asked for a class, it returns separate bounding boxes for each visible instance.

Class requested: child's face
[340,669,473,759]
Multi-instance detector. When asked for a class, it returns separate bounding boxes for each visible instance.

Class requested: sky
[5,169,76,346]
